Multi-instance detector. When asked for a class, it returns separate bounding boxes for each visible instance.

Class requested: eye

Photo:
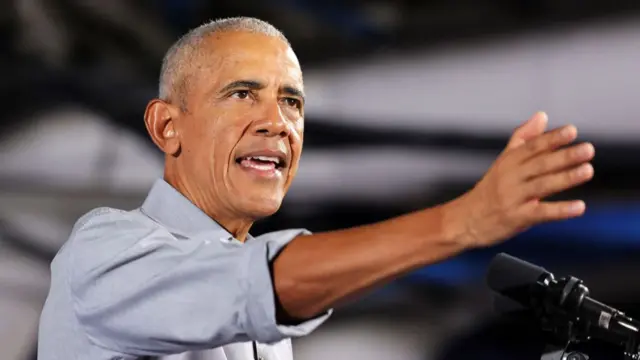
[230,90,250,99]
[283,97,302,109]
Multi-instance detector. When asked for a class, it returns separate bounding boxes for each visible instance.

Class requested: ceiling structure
[166,0,640,65]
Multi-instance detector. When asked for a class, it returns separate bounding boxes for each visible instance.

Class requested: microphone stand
[624,336,640,360]
[538,323,640,359]
[535,277,640,360]
[539,318,592,360]
[540,341,640,360]
[540,343,590,360]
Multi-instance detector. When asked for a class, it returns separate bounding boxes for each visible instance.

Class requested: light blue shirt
[38,179,330,360]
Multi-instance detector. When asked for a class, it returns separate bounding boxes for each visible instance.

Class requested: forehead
[196,31,303,89]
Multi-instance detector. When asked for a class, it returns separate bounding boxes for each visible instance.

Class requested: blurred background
[1,0,639,359]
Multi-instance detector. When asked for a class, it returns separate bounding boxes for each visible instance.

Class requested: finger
[506,111,549,150]
[520,142,595,180]
[510,124,578,164]
[519,199,587,224]
[524,163,594,200]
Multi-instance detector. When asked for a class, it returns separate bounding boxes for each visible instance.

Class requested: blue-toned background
[412,204,640,284]
[1,1,639,359]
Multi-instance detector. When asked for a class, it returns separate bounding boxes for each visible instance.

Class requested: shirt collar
[140,178,233,238]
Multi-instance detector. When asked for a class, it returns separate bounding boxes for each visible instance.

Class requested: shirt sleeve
[67,209,331,356]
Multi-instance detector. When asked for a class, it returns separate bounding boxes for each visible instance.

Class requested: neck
[164,167,253,242]
[216,216,253,242]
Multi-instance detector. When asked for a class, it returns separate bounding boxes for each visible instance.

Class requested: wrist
[440,193,480,250]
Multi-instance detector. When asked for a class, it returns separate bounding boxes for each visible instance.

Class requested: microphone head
[487,253,552,312]
[487,253,550,292]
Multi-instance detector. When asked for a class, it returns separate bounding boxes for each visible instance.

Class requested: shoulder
[254,228,312,260]
[254,228,312,242]
[65,207,165,275]
[70,207,157,240]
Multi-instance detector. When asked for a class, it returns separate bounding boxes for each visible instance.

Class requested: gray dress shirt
[38,179,331,360]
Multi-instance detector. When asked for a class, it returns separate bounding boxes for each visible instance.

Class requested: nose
[250,101,291,138]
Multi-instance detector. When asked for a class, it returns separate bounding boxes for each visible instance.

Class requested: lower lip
[236,161,283,179]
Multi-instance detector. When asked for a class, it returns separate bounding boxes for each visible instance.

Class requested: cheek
[179,121,210,166]
[289,118,304,142]
[290,120,304,152]
[212,133,236,169]
[195,110,246,164]
[213,124,246,171]
[288,121,304,175]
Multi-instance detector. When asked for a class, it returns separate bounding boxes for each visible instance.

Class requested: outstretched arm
[273,112,595,319]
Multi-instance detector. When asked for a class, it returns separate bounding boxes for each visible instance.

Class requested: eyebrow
[282,85,306,103]
[220,80,263,93]
[220,80,305,103]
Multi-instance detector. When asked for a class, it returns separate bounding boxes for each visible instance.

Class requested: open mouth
[235,154,287,172]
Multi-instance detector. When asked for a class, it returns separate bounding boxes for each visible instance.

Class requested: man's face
[176,31,304,220]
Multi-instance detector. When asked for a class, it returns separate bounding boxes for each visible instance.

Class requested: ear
[144,99,181,156]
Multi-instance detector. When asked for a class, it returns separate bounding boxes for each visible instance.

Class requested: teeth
[246,162,275,171]
[249,156,280,165]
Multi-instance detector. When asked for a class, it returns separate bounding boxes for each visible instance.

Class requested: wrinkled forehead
[195,32,303,90]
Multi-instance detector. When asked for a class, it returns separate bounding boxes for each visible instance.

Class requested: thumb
[506,111,549,150]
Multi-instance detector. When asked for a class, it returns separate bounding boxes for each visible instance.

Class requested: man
[38,17,595,360]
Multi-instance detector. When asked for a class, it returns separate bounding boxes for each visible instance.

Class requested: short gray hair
[158,17,289,110]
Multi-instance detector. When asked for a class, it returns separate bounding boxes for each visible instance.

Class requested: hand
[457,112,595,248]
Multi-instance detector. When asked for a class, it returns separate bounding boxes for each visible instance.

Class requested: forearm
[272,197,472,319]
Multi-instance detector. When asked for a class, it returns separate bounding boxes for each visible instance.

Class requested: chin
[243,196,284,219]
[248,205,281,220]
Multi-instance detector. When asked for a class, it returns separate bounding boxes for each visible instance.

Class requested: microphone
[486,253,640,349]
